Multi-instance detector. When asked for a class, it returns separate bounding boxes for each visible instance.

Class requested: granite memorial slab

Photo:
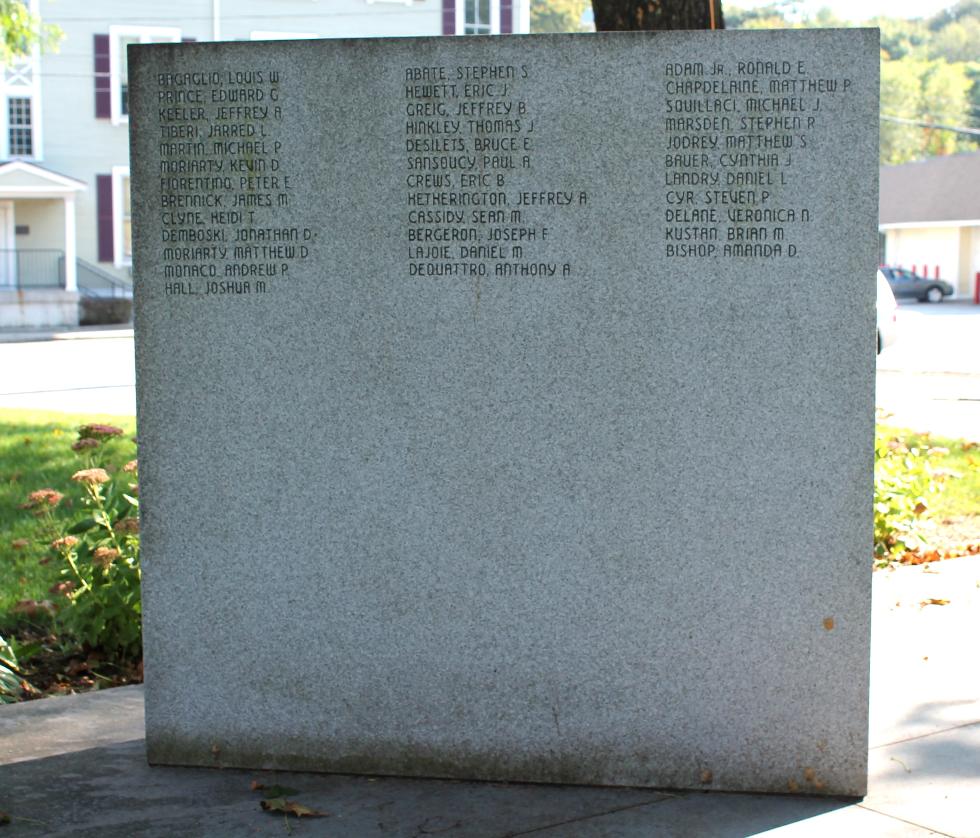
[129,28,879,796]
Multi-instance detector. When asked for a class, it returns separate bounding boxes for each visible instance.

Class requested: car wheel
[926,286,944,303]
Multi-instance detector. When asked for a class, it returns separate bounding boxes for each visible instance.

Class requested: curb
[0,325,134,344]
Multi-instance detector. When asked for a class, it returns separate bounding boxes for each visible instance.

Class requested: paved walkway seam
[870,718,980,750]
[855,803,958,837]
[503,795,683,837]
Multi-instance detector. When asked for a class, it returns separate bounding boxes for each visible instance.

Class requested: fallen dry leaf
[920,598,950,607]
[12,600,55,617]
[890,756,911,773]
[901,543,980,565]
[259,798,327,818]
[250,782,299,798]
[46,682,73,695]
[66,660,90,677]
[822,617,835,631]
[700,769,713,784]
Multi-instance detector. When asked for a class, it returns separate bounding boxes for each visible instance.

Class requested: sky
[726,0,959,23]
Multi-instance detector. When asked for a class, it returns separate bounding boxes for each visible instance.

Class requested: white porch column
[64,194,77,292]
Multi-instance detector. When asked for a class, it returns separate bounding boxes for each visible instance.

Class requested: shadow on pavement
[0,739,852,837]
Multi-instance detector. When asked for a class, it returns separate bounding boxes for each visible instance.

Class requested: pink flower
[115,518,139,535]
[23,489,64,509]
[122,459,138,474]
[72,438,101,452]
[50,535,80,550]
[77,424,123,439]
[71,468,110,485]
[92,546,119,568]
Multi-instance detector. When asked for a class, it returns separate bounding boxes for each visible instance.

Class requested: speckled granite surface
[129,29,879,795]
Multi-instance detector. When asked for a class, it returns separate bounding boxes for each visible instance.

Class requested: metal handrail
[0,250,133,297]
[75,258,133,298]
[0,248,65,290]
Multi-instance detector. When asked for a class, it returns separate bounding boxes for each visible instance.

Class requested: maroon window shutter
[442,0,455,35]
[94,34,111,118]
[96,175,115,263]
[501,1,513,33]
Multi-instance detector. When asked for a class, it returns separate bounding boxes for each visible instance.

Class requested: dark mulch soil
[4,523,978,701]
[5,624,141,700]
[897,514,980,566]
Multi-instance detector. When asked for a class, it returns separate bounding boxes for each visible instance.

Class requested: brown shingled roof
[879,152,980,226]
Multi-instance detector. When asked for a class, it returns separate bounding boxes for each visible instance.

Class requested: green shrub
[0,633,29,703]
[44,425,141,662]
[79,297,132,326]
[874,430,949,565]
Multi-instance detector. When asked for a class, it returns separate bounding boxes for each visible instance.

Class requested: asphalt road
[876,300,980,441]
[0,301,978,440]
[0,328,136,416]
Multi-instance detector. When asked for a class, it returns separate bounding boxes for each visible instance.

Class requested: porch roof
[879,152,980,228]
[0,161,87,197]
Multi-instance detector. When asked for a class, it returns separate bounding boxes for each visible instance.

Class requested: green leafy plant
[1,0,64,65]
[874,430,950,565]
[46,425,142,662]
[0,632,30,703]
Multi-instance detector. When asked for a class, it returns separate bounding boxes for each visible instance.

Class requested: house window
[250,31,318,40]
[7,97,33,157]
[117,34,138,117]
[457,0,499,34]
[112,166,132,266]
[3,51,40,159]
[109,26,181,124]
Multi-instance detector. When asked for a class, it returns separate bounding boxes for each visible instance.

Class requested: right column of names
[662,58,852,259]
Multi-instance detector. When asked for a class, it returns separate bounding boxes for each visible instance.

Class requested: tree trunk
[592,0,724,31]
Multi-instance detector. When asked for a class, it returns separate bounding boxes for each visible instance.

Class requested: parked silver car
[877,270,899,354]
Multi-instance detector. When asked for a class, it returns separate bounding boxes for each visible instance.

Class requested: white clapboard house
[879,152,980,300]
[0,0,530,327]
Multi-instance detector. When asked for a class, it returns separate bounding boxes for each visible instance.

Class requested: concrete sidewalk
[0,323,133,344]
[1,557,978,837]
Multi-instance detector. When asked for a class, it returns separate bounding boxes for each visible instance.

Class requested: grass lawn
[875,423,980,559]
[877,423,980,520]
[1,411,976,616]
[0,409,136,621]
[0,408,977,698]
[921,437,980,522]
